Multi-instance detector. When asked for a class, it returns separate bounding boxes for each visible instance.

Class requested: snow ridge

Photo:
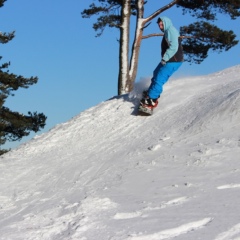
[1,65,240,240]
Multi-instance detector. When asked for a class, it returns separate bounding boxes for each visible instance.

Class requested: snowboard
[138,104,154,116]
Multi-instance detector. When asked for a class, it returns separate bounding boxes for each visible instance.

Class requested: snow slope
[1,65,240,240]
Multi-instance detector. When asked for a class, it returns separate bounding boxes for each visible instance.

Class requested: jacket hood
[159,16,173,31]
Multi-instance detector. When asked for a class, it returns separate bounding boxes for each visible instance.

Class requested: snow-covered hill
[1,65,240,240]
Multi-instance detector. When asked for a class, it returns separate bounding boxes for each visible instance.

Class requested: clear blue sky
[1,0,239,149]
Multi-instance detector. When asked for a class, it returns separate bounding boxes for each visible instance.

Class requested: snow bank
[1,65,240,240]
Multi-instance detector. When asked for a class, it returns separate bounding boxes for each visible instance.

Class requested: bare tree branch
[143,0,181,24]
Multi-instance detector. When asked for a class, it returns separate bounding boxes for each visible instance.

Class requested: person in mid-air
[140,16,184,109]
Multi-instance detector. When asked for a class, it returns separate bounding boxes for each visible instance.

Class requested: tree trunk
[118,0,131,95]
[128,0,145,92]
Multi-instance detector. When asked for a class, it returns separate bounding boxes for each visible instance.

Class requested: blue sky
[1,0,239,149]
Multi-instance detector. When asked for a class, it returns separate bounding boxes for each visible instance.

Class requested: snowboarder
[139,16,184,115]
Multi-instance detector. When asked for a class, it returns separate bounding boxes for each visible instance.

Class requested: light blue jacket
[160,16,180,62]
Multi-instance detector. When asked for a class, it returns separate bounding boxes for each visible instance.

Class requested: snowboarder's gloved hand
[161,59,166,65]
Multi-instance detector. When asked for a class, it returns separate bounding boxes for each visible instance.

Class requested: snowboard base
[138,105,153,116]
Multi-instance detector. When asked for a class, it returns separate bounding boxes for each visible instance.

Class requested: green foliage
[0,61,38,101]
[81,1,121,34]
[81,0,137,37]
[177,0,240,20]
[0,0,6,8]
[0,107,47,141]
[180,21,239,63]
[0,0,47,155]
[0,59,47,154]
[0,31,15,44]
[177,0,240,63]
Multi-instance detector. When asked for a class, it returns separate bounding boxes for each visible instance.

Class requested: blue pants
[148,62,182,99]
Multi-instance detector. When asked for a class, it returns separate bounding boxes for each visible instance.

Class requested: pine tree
[82,0,240,94]
[0,0,47,155]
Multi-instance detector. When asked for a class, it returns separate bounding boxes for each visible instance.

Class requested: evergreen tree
[82,0,240,94]
[0,0,47,155]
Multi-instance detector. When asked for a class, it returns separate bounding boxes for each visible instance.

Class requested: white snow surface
[1,65,240,240]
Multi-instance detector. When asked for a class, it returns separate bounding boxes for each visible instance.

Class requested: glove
[161,59,166,65]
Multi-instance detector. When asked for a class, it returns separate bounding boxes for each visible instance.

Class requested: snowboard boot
[140,96,159,109]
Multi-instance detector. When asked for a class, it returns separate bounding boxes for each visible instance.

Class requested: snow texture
[1,65,240,240]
